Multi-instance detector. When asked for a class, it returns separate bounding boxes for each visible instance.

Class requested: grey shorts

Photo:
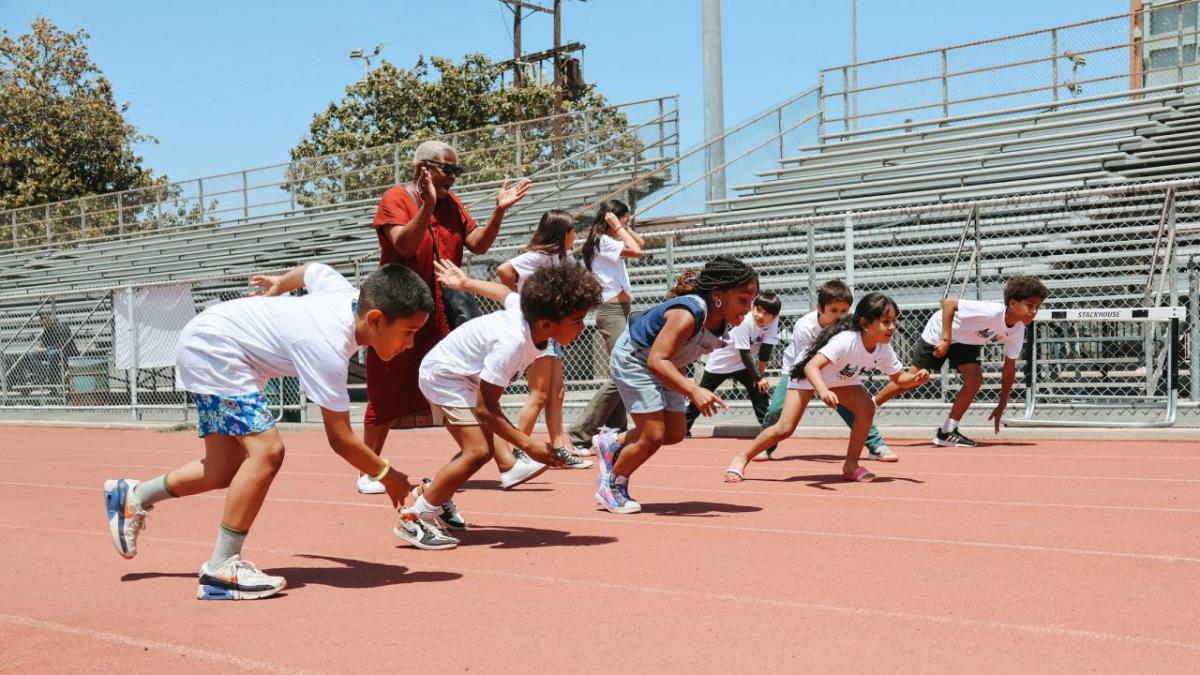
[609,332,688,414]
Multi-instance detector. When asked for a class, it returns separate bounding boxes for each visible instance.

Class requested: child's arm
[495,261,519,291]
[606,212,644,258]
[934,298,959,357]
[803,354,839,409]
[648,311,728,416]
[475,381,565,466]
[250,264,310,297]
[988,356,1018,433]
[737,349,770,395]
[319,408,413,508]
[889,366,930,390]
[434,259,513,305]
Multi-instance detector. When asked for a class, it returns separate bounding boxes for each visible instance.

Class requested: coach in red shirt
[360,140,530,490]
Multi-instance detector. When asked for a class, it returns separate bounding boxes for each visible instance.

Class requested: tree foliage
[0,18,162,211]
[286,53,646,208]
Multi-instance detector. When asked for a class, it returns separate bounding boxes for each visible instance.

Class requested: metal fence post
[10,211,16,249]
[843,214,855,287]
[777,107,785,160]
[45,205,51,246]
[1051,28,1059,101]
[665,234,676,289]
[126,286,140,420]
[816,72,826,139]
[841,66,850,133]
[117,192,124,236]
[80,198,87,237]
[940,48,950,118]
[806,223,817,308]
[197,178,205,222]
[1190,258,1198,401]
[242,170,250,221]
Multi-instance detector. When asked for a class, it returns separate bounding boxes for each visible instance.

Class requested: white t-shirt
[788,330,903,391]
[506,250,569,292]
[921,299,1026,359]
[175,264,359,411]
[589,234,632,302]
[705,316,780,374]
[418,293,545,408]
[782,310,824,374]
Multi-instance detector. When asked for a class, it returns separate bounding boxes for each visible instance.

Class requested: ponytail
[790,291,900,381]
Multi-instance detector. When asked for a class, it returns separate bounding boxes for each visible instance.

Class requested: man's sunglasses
[422,159,466,177]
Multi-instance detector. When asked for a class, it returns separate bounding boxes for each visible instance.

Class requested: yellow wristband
[369,459,390,482]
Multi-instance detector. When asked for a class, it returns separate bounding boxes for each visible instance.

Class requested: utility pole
[553,0,564,161]
[702,0,726,204]
[851,0,858,130]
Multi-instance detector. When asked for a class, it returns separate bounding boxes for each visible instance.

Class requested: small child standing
[756,280,898,461]
[725,292,930,483]
[395,260,601,549]
[593,256,759,514]
[496,209,591,471]
[684,291,781,432]
[104,263,431,600]
[874,276,1048,446]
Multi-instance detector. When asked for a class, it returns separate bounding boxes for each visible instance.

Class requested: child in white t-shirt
[874,276,1048,448]
[104,263,432,600]
[684,291,781,431]
[726,293,929,484]
[756,280,898,462]
[396,259,601,550]
[495,210,592,473]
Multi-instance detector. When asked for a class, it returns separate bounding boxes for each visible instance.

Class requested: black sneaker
[933,428,977,447]
[555,446,594,470]
[412,479,468,531]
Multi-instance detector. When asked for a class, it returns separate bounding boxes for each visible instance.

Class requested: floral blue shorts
[193,392,276,438]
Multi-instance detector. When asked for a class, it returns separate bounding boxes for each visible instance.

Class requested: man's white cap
[413,140,455,166]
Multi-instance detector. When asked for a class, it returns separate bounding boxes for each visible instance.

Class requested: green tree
[0,18,172,246]
[285,53,647,208]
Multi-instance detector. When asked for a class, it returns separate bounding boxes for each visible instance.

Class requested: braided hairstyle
[667,255,758,301]
[790,291,899,381]
[581,199,630,270]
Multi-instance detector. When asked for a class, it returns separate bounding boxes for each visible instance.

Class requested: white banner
[114,284,196,369]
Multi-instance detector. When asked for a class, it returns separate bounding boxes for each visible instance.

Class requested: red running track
[0,426,1197,673]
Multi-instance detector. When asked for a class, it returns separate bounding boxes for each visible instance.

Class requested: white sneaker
[356,473,386,494]
[866,444,900,462]
[499,449,548,489]
[103,478,150,559]
[197,554,286,600]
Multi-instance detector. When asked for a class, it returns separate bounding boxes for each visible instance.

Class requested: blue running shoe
[595,474,641,514]
[595,427,620,477]
[104,478,149,559]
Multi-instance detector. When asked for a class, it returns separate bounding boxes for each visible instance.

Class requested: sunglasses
[422,159,466,177]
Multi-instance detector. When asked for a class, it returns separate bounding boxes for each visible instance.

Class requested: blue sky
[2,0,1117,183]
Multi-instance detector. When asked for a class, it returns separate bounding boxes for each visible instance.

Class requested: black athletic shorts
[911,340,982,371]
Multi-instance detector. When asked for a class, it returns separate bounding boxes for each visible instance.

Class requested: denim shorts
[193,392,276,438]
[609,332,688,414]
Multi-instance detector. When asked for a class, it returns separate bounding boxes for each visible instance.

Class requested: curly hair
[1004,275,1050,304]
[520,263,602,323]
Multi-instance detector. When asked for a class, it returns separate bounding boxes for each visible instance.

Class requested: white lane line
[10,482,1197,564]
[9,458,1199,515]
[0,613,313,674]
[6,525,1198,655]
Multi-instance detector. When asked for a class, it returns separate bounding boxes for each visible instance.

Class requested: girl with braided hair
[724,292,930,484]
[593,255,759,514]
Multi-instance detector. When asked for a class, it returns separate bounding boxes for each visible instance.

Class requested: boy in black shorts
[874,276,1048,447]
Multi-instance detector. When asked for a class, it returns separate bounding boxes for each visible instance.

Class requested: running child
[684,290,781,432]
[725,292,930,483]
[396,260,601,549]
[103,263,431,600]
[593,256,758,514]
[495,209,592,471]
[756,279,898,462]
[874,275,1048,446]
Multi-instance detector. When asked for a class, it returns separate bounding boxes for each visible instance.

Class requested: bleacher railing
[0,96,679,254]
[819,0,1200,138]
[0,178,1195,424]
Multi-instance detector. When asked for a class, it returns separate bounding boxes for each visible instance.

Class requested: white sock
[941,418,959,434]
[208,525,247,568]
[414,495,441,514]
